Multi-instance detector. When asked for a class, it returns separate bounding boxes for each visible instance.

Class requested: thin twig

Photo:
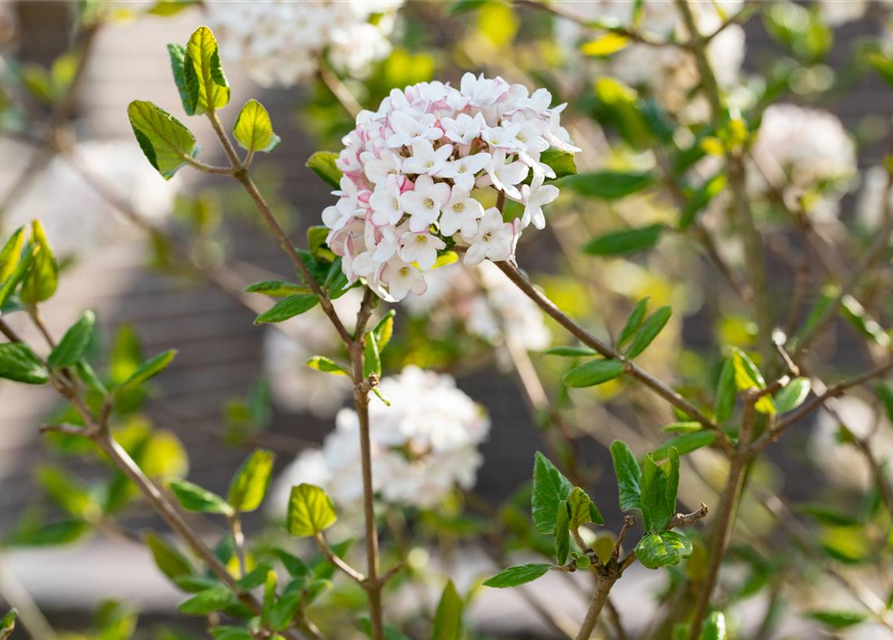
[492,260,733,455]
[314,532,366,584]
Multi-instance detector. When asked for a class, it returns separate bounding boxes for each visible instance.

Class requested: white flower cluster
[323,73,578,301]
[814,0,893,26]
[809,396,893,491]
[750,104,856,220]
[404,262,551,352]
[206,0,404,87]
[0,140,179,257]
[271,366,490,510]
[557,1,745,120]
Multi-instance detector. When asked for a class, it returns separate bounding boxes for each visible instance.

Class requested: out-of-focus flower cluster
[206,0,404,87]
[816,0,893,26]
[404,261,551,353]
[0,140,179,257]
[272,366,490,511]
[557,1,745,120]
[749,104,856,221]
[323,73,578,301]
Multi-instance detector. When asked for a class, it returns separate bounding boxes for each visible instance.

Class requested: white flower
[440,187,486,239]
[320,74,577,300]
[207,0,405,88]
[441,113,485,145]
[387,111,442,148]
[269,366,491,511]
[402,140,454,176]
[520,173,560,230]
[382,258,427,300]
[436,152,492,192]
[482,149,529,200]
[369,175,406,227]
[400,175,452,232]
[464,209,517,266]
[362,150,403,185]
[398,231,445,270]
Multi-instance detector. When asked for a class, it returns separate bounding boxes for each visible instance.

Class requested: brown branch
[314,532,365,584]
[750,359,893,454]
[492,260,733,455]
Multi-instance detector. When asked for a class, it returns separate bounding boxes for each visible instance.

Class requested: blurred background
[2,1,893,639]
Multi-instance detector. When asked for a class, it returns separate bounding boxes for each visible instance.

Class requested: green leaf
[652,431,716,460]
[167,43,192,116]
[118,349,177,392]
[227,449,275,513]
[254,294,319,325]
[236,562,273,590]
[287,483,337,537]
[0,343,49,384]
[244,280,310,297]
[679,172,726,229]
[168,479,233,516]
[617,298,649,350]
[584,224,663,257]
[183,26,229,115]
[531,452,573,534]
[305,356,350,376]
[840,295,890,348]
[20,220,57,304]
[145,531,194,581]
[635,530,693,569]
[0,226,27,284]
[610,440,642,511]
[563,358,625,388]
[0,608,16,640]
[210,627,253,640]
[580,33,631,56]
[431,580,463,640]
[178,586,234,615]
[448,0,490,15]
[373,310,395,351]
[48,310,95,368]
[357,619,411,640]
[483,563,551,588]
[698,611,727,640]
[805,610,867,630]
[363,331,381,378]
[555,500,570,564]
[877,382,893,424]
[544,345,598,357]
[233,99,280,153]
[0,243,37,308]
[714,357,736,423]
[641,449,679,532]
[625,305,671,358]
[561,171,655,201]
[663,421,702,433]
[796,503,860,527]
[306,152,343,190]
[540,148,577,180]
[128,100,198,179]
[567,486,603,528]
[774,377,811,413]
[730,347,775,414]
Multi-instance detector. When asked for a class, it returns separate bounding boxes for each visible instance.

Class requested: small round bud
[575,555,592,570]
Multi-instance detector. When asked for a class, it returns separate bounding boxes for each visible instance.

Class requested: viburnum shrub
[3,2,893,640]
